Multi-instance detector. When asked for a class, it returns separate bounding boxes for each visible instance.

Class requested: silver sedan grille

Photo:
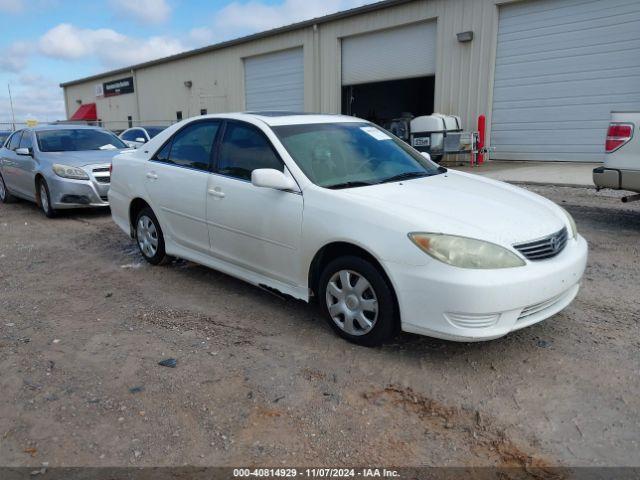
[513,227,568,261]
[92,167,111,184]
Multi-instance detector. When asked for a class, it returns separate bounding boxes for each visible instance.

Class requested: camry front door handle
[146,172,158,180]
[208,188,225,198]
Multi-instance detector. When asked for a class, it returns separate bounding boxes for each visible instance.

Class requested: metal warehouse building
[61,0,640,162]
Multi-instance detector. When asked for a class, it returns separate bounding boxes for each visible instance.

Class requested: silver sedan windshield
[36,129,128,152]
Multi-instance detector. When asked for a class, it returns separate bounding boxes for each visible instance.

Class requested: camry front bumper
[384,234,588,341]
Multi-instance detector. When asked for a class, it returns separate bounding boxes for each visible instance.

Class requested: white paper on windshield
[360,126,392,141]
[99,144,117,150]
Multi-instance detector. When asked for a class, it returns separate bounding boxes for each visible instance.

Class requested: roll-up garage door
[244,48,304,111]
[341,21,437,85]
[491,0,640,162]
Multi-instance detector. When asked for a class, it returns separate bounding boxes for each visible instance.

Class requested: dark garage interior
[341,76,435,128]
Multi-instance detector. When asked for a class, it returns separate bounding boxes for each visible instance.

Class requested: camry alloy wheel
[325,269,379,336]
[0,176,6,201]
[137,215,159,258]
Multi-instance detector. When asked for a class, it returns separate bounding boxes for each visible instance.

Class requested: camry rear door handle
[208,188,225,198]
[146,172,158,180]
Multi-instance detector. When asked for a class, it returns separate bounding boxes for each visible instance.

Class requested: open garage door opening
[340,21,437,130]
[341,76,435,129]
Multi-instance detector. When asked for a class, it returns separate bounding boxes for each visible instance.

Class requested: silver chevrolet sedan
[0,125,130,217]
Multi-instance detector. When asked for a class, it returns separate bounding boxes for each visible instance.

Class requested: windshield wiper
[325,181,375,190]
[377,171,432,184]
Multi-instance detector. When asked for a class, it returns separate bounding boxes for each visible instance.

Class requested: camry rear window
[37,129,127,152]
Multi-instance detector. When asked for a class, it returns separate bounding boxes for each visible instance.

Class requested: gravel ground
[0,184,638,470]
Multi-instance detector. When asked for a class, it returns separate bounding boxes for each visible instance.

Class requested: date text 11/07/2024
[233,468,401,478]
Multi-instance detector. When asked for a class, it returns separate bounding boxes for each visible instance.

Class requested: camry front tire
[319,256,397,347]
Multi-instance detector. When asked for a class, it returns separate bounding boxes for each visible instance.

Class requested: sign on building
[103,77,134,97]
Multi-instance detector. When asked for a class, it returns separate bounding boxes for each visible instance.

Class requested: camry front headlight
[52,164,89,180]
[559,207,577,239]
[408,233,526,269]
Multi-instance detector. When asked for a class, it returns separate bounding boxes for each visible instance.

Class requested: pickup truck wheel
[319,256,397,347]
[135,207,169,265]
[0,173,16,203]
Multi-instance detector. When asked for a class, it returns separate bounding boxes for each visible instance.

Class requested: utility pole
[8,83,16,131]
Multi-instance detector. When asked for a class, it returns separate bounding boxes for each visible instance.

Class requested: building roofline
[60,0,413,88]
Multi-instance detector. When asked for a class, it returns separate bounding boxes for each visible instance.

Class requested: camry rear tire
[38,179,56,218]
[0,173,16,203]
[135,207,169,265]
[319,256,397,347]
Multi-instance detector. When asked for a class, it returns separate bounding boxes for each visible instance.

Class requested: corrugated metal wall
[492,0,640,161]
[64,0,511,139]
[244,48,305,111]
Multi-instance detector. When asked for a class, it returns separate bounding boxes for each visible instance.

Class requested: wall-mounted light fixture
[184,80,193,88]
[457,31,474,43]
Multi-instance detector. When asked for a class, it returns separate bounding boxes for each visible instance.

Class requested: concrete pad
[450,161,599,187]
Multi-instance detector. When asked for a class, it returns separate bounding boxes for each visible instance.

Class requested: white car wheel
[325,269,379,336]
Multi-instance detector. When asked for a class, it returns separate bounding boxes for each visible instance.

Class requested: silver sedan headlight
[52,164,89,180]
[559,207,577,239]
[409,233,526,269]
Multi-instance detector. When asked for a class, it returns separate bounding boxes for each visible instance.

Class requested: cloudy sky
[0,0,375,123]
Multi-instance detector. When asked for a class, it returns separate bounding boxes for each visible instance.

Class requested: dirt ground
[0,183,638,470]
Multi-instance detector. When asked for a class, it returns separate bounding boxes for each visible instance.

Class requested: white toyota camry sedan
[109,112,588,346]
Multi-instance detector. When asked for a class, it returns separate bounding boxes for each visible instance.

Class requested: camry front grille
[513,227,568,261]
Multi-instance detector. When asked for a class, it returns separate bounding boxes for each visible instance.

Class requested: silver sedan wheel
[0,176,6,201]
[136,215,159,258]
[325,269,378,336]
[40,184,49,213]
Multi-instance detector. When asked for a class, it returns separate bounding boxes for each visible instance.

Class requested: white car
[119,126,167,149]
[109,113,588,346]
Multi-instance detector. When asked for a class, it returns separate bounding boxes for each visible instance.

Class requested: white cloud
[188,26,215,47]
[39,24,125,60]
[208,0,375,41]
[110,0,171,24]
[0,76,65,123]
[38,23,187,68]
[0,0,24,13]
[0,41,32,72]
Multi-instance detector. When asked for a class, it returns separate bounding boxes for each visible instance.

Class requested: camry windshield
[36,129,128,152]
[273,122,443,188]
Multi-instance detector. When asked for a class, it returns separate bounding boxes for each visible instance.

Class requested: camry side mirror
[251,168,298,192]
[421,151,432,161]
[16,147,32,156]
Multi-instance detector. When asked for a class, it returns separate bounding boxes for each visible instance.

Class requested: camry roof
[212,112,365,126]
[26,124,111,132]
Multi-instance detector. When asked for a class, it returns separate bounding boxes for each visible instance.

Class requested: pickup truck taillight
[605,123,634,153]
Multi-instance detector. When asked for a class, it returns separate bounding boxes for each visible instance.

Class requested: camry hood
[39,149,130,167]
[340,170,567,245]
